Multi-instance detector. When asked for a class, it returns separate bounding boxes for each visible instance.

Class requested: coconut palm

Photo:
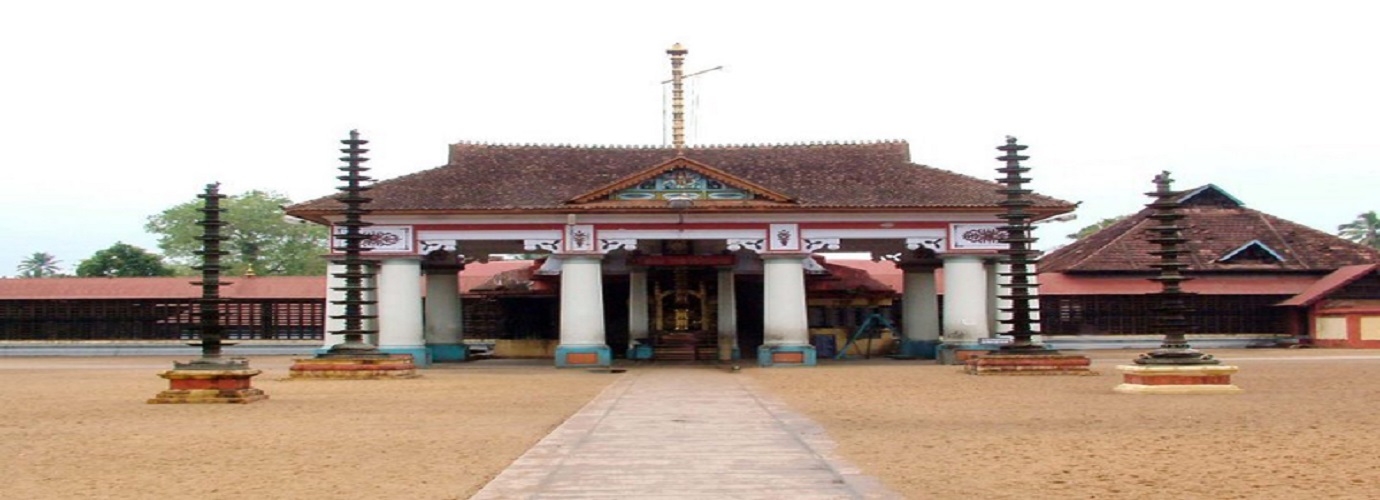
[1338,211,1380,249]
[17,252,62,277]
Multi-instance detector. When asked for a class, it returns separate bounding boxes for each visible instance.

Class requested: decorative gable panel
[612,167,753,201]
[567,157,793,205]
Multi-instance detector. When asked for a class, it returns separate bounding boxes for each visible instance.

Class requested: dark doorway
[735,276,764,359]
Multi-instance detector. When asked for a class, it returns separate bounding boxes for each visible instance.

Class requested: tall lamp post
[1135,171,1218,365]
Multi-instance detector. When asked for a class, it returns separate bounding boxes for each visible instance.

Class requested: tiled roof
[1277,264,1378,307]
[807,260,897,295]
[1039,185,1380,273]
[0,276,325,300]
[286,141,1075,219]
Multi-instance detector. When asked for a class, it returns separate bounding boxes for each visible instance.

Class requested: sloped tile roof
[287,141,1074,219]
[1277,264,1378,307]
[1040,185,1380,273]
[0,276,326,300]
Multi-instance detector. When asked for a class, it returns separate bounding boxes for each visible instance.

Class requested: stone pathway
[472,367,900,499]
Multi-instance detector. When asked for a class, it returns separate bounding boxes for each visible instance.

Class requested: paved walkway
[472,367,901,499]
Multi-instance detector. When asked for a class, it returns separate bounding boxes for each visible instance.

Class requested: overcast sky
[3,1,1376,277]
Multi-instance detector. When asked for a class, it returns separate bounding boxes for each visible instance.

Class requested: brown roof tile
[1040,185,1380,273]
[0,276,326,300]
[287,141,1074,219]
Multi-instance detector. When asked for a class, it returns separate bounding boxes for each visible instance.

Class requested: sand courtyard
[2,349,1378,499]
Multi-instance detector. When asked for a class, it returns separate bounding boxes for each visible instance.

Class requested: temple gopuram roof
[1039,184,1380,274]
[286,141,1075,221]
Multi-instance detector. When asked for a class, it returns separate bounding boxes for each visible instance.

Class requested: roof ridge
[1250,208,1312,268]
[448,139,909,150]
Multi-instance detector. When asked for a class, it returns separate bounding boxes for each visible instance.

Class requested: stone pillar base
[148,369,268,404]
[757,345,817,367]
[898,339,940,359]
[428,344,469,362]
[555,345,611,368]
[936,344,995,365]
[289,355,419,379]
[627,344,653,361]
[965,354,1097,376]
[1114,364,1243,394]
[379,346,431,367]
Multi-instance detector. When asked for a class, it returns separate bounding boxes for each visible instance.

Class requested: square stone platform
[289,354,419,379]
[1114,364,1242,394]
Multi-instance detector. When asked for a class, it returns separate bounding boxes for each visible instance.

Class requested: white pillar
[900,263,940,357]
[717,267,738,361]
[321,262,347,350]
[760,254,815,366]
[942,255,990,343]
[556,254,609,366]
[628,268,649,356]
[377,258,427,363]
[425,269,465,361]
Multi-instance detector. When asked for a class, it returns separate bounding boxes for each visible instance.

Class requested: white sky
[3,1,1377,277]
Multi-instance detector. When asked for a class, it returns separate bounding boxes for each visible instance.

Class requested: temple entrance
[648,267,718,361]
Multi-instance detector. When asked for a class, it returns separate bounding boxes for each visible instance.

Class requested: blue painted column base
[627,343,654,360]
[899,339,941,359]
[555,345,612,368]
[757,344,817,367]
[935,343,995,365]
[428,344,469,362]
[379,346,432,367]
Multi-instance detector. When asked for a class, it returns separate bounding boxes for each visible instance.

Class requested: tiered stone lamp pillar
[965,137,1093,375]
[1115,172,1240,393]
[290,130,417,379]
[149,183,268,404]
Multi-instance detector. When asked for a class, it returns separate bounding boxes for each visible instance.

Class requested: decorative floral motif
[962,227,1007,244]
[776,229,793,247]
[572,229,589,248]
[363,231,402,247]
[726,239,764,251]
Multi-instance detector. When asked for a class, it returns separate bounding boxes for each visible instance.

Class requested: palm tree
[1338,211,1380,249]
[17,252,62,277]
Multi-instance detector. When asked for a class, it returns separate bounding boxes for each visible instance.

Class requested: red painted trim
[413,223,566,231]
[800,221,949,230]
[410,221,953,232]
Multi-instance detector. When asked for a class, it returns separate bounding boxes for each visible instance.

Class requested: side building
[1037,184,1380,346]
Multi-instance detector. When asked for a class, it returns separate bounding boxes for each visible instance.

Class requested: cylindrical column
[942,255,990,343]
[717,267,738,361]
[556,255,610,367]
[627,268,649,358]
[759,255,815,366]
[377,258,427,364]
[900,263,941,358]
[425,270,465,361]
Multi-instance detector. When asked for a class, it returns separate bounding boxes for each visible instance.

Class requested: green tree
[17,252,62,277]
[145,189,328,275]
[1066,215,1129,241]
[76,242,174,277]
[1338,211,1380,249]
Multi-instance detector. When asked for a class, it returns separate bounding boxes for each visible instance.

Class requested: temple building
[284,45,1077,367]
[1037,183,1380,345]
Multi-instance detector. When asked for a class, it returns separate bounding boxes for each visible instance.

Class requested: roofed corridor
[471,367,900,499]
